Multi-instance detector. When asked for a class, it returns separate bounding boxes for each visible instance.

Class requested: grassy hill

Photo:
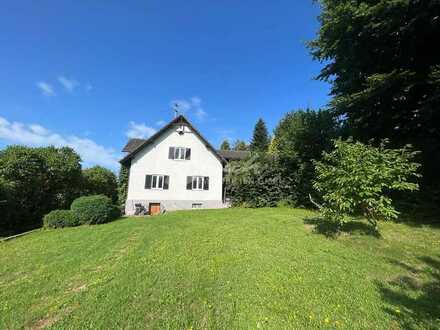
[1,208,439,329]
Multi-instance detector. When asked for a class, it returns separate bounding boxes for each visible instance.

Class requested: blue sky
[0,1,329,170]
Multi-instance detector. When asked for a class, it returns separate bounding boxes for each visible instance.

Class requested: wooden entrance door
[149,203,161,216]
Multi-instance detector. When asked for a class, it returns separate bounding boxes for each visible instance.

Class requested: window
[145,175,169,190]
[192,176,204,190]
[169,147,191,160]
[186,176,209,190]
[175,147,185,160]
[192,203,203,209]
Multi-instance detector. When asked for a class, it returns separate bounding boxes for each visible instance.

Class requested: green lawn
[1,208,439,329]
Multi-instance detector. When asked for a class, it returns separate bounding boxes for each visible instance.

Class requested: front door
[149,203,161,216]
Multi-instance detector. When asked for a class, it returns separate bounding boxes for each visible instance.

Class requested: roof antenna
[173,103,180,118]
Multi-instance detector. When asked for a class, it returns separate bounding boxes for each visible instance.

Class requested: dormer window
[168,147,191,160]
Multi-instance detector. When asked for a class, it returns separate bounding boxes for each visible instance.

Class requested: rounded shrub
[71,195,119,225]
[43,209,78,228]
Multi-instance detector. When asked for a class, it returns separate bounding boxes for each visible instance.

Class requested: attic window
[169,147,191,160]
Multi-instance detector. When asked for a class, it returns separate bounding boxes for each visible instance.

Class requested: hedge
[43,210,78,228]
[71,195,120,225]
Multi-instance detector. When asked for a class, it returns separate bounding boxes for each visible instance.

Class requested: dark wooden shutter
[163,175,169,190]
[185,148,191,160]
[145,175,152,189]
[186,176,192,190]
[168,147,175,159]
[203,177,209,190]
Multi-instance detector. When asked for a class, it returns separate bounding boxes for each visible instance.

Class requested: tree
[313,139,421,232]
[82,166,118,203]
[271,109,338,205]
[220,139,231,150]
[250,118,270,152]
[309,0,440,187]
[233,139,249,151]
[39,146,82,209]
[0,145,82,232]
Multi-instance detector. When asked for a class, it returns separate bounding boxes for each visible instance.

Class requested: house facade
[121,115,246,215]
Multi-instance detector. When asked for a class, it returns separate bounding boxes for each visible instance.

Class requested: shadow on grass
[393,190,440,228]
[303,216,381,238]
[376,256,440,329]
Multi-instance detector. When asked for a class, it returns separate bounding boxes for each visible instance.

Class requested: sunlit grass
[0,208,439,329]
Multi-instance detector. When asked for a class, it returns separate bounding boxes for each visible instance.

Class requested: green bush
[71,195,119,225]
[43,210,78,228]
[313,139,421,232]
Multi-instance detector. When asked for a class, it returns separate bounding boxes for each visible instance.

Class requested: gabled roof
[120,115,226,165]
[217,150,250,161]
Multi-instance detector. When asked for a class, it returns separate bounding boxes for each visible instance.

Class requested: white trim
[174,147,187,160]
[151,174,165,190]
[191,176,204,190]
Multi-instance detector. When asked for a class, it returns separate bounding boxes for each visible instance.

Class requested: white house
[120,115,248,215]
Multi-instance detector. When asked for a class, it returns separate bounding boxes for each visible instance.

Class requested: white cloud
[36,81,55,96]
[85,82,93,92]
[126,121,156,139]
[57,76,79,92]
[169,96,207,121]
[0,116,120,170]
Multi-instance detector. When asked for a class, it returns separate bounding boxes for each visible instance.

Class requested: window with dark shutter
[163,175,169,190]
[145,175,152,189]
[168,147,175,159]
[203,177,209,190]
[186,176,192,190]
[185,148,191,160]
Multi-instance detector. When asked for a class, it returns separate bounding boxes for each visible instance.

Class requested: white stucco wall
[126,124,224,213]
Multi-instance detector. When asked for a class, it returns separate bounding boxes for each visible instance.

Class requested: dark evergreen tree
[250,118,269,152]
[309,0,440,187]
[220,140,231,150]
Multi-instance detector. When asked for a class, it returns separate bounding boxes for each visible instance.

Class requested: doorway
[149,203,161,216]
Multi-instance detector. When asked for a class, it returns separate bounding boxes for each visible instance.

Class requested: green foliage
[39,146,83,209]
[117,163,130,213]
[43,210,78,229]
[0,177,16,231]
[250,118,270,152]
[232,139,249,151]
[71,195,120,225]
[225,153,292,207]
[220,140,231,150]
[271,109,338,205]
[82,166,118,203]
[313,139,421,230]
[309,0,440,187]
[225,109,337,208]
[0,146,82,232]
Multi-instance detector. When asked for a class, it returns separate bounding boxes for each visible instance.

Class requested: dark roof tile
[122,138,147,153]
[217,150,250,161]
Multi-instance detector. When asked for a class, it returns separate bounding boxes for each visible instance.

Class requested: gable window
[145,174,169,190]
[186,176,209,190]
[168,147,191,160]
